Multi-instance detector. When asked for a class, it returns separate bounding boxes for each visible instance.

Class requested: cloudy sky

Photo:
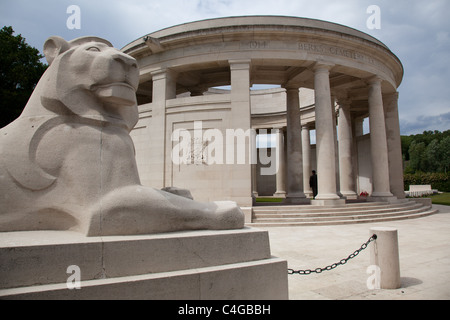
[1,0,449,135]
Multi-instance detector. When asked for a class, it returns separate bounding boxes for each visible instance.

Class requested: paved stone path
[259,204,450,300]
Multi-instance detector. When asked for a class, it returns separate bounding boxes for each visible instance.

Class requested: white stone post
[367,77,394,200]
[285,87,309,204]
[370,227,401,289]
[312,64,344,205]
[273,128,287,198]
[338,98,357,199]
[302,125,313,198]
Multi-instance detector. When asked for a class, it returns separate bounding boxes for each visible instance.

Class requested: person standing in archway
[310,170,318,199]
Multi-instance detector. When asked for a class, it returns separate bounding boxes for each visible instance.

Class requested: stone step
[252,201,413,214]
[253,202,423,219]
[0,257,288,300]
[250,209,438,228]
[0,228,271,290]
[0,228,288,300]
[249,201,438,227]
[253,206,433,223]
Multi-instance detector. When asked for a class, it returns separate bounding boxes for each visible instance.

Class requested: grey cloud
[400,112,450,135]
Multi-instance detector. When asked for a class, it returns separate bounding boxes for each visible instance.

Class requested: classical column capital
[337,97,352,109]
[312,62,335,73]
[150,67,178,81]
[283,85,300,92]
[228,59,252,70]
[272,127,285,134]
[366,75,383,86]
[383,91,400,101]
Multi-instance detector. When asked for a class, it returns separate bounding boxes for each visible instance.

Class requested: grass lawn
[429,193,450,206]
[255,197,284,203]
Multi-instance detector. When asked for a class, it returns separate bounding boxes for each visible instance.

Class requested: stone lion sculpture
[0,36,244,236]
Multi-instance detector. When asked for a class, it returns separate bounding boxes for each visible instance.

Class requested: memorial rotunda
[122,16,406,219]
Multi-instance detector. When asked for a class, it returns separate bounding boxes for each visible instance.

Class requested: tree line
[0,26,47,128]
[401,130,450,174]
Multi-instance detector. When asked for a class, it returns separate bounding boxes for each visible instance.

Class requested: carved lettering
[297,42,387,72]
[298,43,324,53]
[329,46,365,61]
[240,41,268,50]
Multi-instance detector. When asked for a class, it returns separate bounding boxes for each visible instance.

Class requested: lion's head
[23,36,140,130]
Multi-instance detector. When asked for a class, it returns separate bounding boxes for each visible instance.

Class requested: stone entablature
[123,16,403,98]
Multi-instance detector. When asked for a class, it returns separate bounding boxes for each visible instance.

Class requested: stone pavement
[258,204,450,300]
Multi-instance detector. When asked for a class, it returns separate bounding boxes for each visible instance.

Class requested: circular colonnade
[122,16,405,209]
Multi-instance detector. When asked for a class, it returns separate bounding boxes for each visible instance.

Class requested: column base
[340,191,358,200]
[273,191,286,198]
[311,199,346,206]
[368,195,399,203]
[314,193,341,200]
[283,196,311,205]
[304,191,313,199]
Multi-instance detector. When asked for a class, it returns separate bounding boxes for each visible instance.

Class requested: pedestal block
[0,228,288,300]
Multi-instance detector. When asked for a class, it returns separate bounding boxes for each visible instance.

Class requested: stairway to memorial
[250,200,438,227]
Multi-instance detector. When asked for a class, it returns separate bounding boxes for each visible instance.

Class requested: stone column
[302,125,313,198]
[150,68,177,188]
[273,128,287,198]
[251,129,258,198]
[312,64,344,205]
[352,117,364,195]
[229,60,253,207]
[354,117,364,137]
[252,158,258,197]
[383,92,406,199]
[367,76,394,200]
[337,98,357,199]
[284,87,309,204]
[331,95,341,197]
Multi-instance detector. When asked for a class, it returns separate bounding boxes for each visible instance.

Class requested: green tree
[408,141,426,172]
[0,26,47,128]
[401,135,413,161]
[439,136,450,173]
[402,130,450,173]
[424,139,440,172]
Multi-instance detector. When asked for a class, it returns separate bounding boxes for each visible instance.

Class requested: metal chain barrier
[288,234,377,275]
